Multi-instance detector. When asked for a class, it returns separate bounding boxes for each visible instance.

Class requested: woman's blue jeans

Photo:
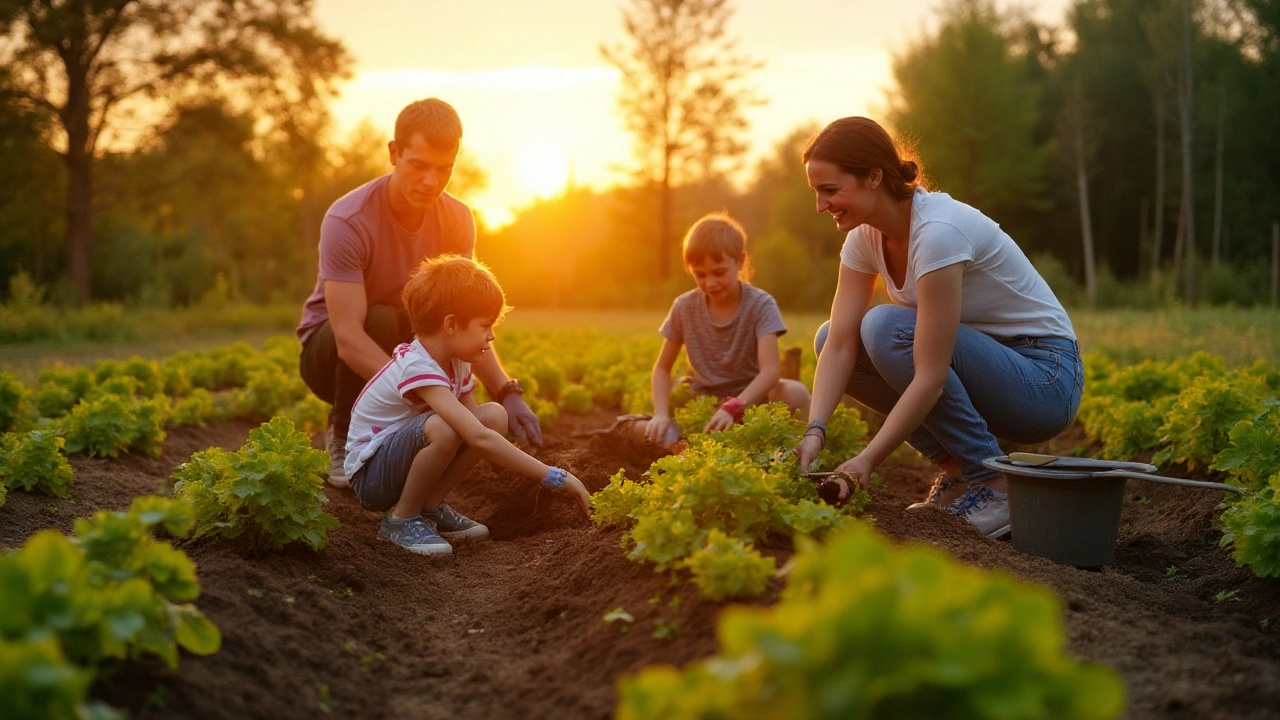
[815,304,1084,483]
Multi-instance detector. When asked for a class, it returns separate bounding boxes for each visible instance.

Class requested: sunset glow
[517,142,571,198]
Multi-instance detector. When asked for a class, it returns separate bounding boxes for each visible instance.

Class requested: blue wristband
[541,466,568,490]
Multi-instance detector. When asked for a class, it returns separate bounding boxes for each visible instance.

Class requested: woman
[794,117,1083,539]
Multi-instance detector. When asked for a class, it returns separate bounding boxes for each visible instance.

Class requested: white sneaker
[325,424,350,489]
[945,484,1011,539]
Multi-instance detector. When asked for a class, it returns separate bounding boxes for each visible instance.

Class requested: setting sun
[517,142,571,198]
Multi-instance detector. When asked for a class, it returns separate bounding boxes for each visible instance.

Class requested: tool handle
[1103,470,1245,496]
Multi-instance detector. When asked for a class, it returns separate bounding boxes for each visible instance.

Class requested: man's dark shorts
[350,412,433,512]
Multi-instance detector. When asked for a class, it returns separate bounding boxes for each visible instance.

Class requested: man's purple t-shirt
[296,175,476,342]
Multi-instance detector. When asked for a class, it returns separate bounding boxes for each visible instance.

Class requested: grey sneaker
[380,515,453,556]
[946,484,1011,539]
[325,423,349,489]
[423,503,490,541]
[906,473,964,510]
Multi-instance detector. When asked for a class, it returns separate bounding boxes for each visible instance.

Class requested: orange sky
[315,0,1072,226]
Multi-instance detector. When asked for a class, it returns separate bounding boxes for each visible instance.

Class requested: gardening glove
[503,394,544,449]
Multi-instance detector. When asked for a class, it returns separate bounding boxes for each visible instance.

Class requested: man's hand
[502,394,544,449]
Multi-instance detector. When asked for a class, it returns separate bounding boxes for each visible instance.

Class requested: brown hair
[394,98,462,150]
[682,213,753,281]
[802,117,923,201]
[402,254,509,335]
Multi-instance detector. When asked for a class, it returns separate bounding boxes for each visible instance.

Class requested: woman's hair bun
[899,160,919,183]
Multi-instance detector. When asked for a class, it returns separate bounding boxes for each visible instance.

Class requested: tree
[0,0,350,304]
[888,0,1054,239]
[601,0,762,281]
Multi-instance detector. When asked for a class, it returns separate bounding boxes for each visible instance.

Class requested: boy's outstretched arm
[703,336,781,433]
[414,386,591,515]
[646,338,682,443]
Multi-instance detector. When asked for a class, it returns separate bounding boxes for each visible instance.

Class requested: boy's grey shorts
[350,412,434,512]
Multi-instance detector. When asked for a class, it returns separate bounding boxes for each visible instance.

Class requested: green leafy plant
[0,496,219,719]
[593,403,866,600]
[173,416,339,552]
[616,524,1126,720]
[558,383,594,414]
[0,372,33,433]
[1155,373,1266,471]
[1220,475,1280,578]
[59,392,169,459]
[1212,404,1280,492]
[0,636,94,720]
[682,530,775,601]
[0,429,74,498]
[33,366,96,419]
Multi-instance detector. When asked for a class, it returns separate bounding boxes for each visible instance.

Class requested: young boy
[345,254,591,556]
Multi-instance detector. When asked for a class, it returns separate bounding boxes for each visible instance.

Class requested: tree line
[1,0,1277,313]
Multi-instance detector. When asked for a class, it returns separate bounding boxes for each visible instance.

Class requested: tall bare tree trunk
[1179,0,1197,304]
[1152,88,1167,274]
[1074,121,1098,308]
[658,62,673,283]
[1139,196,1150,276]
[1272,221,1279,308]
[1212,83,1225,264]
[62,37,94,306]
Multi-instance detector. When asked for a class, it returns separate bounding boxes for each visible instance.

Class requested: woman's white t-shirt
[839,186,1076,341]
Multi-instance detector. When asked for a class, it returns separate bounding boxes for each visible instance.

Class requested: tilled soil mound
[1,414,1277,719]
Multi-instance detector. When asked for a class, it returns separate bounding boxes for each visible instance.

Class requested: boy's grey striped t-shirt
[659,284,787,398]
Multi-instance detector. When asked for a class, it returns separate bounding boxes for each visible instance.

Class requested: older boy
[297,98,542,490]
[346,254,591,556]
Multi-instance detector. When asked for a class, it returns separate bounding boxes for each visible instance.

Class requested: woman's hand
[702,409,735,433]
[794,433,824,472]
[644,414,673,444]
[832,454,875,504]
[560,474,593,517]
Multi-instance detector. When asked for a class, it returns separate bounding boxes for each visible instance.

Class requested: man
[298,98,542,488]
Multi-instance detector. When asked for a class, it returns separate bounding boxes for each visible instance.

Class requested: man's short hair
[402,254,508,335]
[395,98,462,150]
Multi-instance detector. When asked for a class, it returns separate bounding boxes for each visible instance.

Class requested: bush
[617,524,1126,720]
[173,416,338,552]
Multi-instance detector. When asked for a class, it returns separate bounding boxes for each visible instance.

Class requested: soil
[2,414,1277,720]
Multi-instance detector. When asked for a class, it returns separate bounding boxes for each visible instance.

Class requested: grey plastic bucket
[983,456,1156,568]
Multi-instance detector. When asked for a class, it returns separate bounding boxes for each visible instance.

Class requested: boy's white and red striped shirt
[344,339,474,478]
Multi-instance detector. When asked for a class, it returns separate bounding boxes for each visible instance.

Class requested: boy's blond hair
[402,254,509,335]
[395,98,462,150]
[682,213,753,281]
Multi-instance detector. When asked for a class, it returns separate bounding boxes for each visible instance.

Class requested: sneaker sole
[439,525,490,541]
[986,524,1012,540]
[327,475,350,489]
[380,536,454,556]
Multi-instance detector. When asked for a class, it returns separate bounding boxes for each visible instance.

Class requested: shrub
[1155,372,1266,471]
[559,383,594,414]
[173,416,338,552]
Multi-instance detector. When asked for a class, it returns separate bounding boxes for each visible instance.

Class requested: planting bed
[1,414,1277,719]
